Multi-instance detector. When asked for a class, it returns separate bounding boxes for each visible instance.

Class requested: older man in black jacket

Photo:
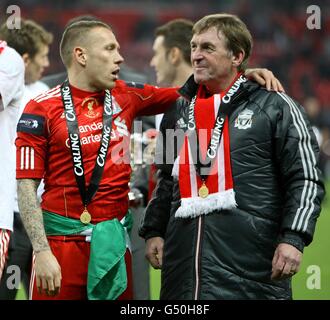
[139,13,325,300]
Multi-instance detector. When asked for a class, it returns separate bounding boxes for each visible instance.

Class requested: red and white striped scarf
[172,86,236,218]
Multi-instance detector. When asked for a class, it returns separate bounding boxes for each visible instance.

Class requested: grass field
[15,182,330,300]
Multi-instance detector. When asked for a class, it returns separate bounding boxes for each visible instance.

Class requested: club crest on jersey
[234,109,253,130]
[82,97,100,119]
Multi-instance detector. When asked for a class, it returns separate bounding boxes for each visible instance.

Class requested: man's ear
[232,51,245,68]
[22,53,31,68]
[169,47,182,65]
[73,47,87,66]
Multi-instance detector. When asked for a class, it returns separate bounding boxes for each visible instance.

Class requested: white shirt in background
[20,81,49,115]
[0,45,25,231]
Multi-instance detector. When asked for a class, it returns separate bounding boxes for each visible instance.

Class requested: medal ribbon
[61,80,113,213]
[187,74,248,183]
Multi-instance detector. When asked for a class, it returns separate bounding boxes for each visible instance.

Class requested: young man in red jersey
[15,20,180,300]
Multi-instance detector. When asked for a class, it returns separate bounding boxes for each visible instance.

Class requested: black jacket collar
[178,74,260,105]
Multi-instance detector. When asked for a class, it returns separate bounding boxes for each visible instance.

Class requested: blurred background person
[0,41,25,281]
[302,96,330,177]
[127,19,195,300]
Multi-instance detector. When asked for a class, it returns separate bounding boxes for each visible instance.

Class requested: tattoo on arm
[17,179,50,252]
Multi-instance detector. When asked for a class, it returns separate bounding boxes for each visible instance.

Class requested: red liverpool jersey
[16,80,178,222]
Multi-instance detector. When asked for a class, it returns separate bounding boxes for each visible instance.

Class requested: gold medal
[198,182,209,198]
[80,208,91,224]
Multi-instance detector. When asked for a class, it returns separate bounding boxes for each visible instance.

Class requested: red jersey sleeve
[123,81,179,116]
[16,99,48,179]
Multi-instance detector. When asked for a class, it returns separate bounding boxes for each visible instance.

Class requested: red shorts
[0,229,11,280]
[30,236,132,300]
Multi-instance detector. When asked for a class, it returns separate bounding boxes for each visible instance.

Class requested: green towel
[43,210,133,300]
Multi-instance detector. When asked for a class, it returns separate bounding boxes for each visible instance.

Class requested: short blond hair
[193,13,253,71]
[60,20,111,67]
